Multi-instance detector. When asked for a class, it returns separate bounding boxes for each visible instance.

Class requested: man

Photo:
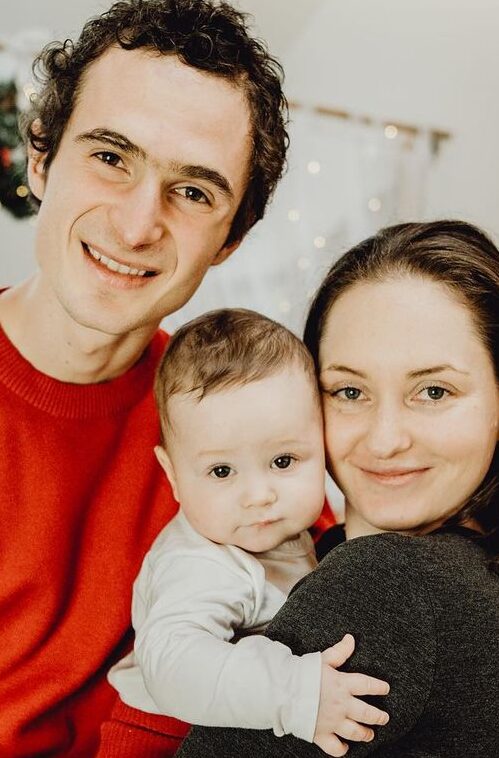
[0,1,292,755]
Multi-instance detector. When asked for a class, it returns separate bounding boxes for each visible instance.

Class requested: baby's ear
[154,445,179,501]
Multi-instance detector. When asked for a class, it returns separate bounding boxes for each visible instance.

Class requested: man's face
[28,47,252,336]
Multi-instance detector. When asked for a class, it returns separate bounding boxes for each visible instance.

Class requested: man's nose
[364,402,412,459]
[109,178,165,248]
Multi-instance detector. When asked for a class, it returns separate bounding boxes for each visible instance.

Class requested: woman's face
[319,275,499,538]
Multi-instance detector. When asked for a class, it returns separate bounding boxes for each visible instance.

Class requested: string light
[307,161,321,175]
[313,236,326,249]
[287,209,301,222]
[384,124,398,140]
[368,197,382,212]
[22,83,37,102]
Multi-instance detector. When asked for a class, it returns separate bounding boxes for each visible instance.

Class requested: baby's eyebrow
[196,449,232,460]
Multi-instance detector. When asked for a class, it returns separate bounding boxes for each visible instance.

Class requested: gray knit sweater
[177,528,499,757]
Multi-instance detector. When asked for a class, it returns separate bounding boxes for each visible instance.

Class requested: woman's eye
[272,455,293,470]
[95,151,122,168]
[418,385,449,401]
[175,186,209,204]
[209,465,232,479]
[334,386,363,401]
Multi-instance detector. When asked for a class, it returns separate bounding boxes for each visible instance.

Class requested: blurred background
[1,0,498,338]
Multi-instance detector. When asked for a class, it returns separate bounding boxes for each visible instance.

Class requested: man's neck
[0,277,159,384]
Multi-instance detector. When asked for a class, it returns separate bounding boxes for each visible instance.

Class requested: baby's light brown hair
[155,308,320,444]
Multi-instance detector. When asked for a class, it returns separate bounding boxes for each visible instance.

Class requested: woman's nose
[364,403,412,459]
[109,180,165,249]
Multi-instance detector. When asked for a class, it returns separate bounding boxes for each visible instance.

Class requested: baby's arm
[135,551,320,739]
[134,550,388,749]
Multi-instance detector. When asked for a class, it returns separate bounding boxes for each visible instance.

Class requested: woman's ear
[154,445,179,502]
[26,120,47,201]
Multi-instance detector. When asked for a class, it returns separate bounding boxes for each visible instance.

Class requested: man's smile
[82,242,158,279]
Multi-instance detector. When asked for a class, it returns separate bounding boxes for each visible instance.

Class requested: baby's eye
[272,455,294,470]
[333,386,363,401]
[209,465,232,479]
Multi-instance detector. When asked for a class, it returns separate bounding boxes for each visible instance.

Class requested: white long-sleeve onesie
[108,510,322,742]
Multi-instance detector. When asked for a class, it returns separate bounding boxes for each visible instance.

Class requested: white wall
[278,0,499,240]
[2,0,499,285]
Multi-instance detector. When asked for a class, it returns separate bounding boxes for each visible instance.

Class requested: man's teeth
[87,245,147,277]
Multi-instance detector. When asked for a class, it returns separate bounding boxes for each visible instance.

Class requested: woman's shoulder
[316,526,496,597]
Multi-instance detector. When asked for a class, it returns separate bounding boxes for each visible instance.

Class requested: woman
[177,219,499,758]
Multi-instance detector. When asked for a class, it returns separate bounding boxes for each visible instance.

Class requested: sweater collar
[0,325,168,418]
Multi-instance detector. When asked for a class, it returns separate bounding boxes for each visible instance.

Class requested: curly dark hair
[21,0,289,244]
[304,219,499,568]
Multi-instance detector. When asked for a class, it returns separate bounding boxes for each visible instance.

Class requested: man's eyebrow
[75,129,234,199]
[173,163,234,200]
[75,129,146,160]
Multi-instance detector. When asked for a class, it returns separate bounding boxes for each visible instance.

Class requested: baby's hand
[314,634,390,757]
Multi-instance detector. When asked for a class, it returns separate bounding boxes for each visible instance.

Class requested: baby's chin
[232,524,293,554]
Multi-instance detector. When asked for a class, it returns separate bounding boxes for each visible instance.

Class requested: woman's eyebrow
[320,364,367,378]
[75,128,233,199]
[407,364,470,378]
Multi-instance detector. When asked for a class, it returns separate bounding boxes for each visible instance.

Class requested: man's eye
[209,465,232,479]
[334,386,363,400]
[175,186,209,204]
[272,455,293,470]
[95,151,122,168]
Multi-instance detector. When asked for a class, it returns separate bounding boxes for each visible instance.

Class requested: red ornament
[0,146,12,170]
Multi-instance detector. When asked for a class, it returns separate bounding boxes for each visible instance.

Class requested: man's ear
[154,445,180,501]
[211,238,242,266]
[26,121,47,202]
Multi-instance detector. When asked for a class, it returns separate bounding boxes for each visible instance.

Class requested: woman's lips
[359,467,431,486]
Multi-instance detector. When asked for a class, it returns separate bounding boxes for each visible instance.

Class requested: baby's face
[160,365,326,552]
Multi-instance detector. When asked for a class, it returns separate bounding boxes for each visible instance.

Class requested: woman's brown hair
[304,220,498,564]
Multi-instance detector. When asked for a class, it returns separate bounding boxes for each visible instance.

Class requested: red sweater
[0,326,178,757]
[0,324,335,757]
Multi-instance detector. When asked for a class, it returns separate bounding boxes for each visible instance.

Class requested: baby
[108,309,389,756]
